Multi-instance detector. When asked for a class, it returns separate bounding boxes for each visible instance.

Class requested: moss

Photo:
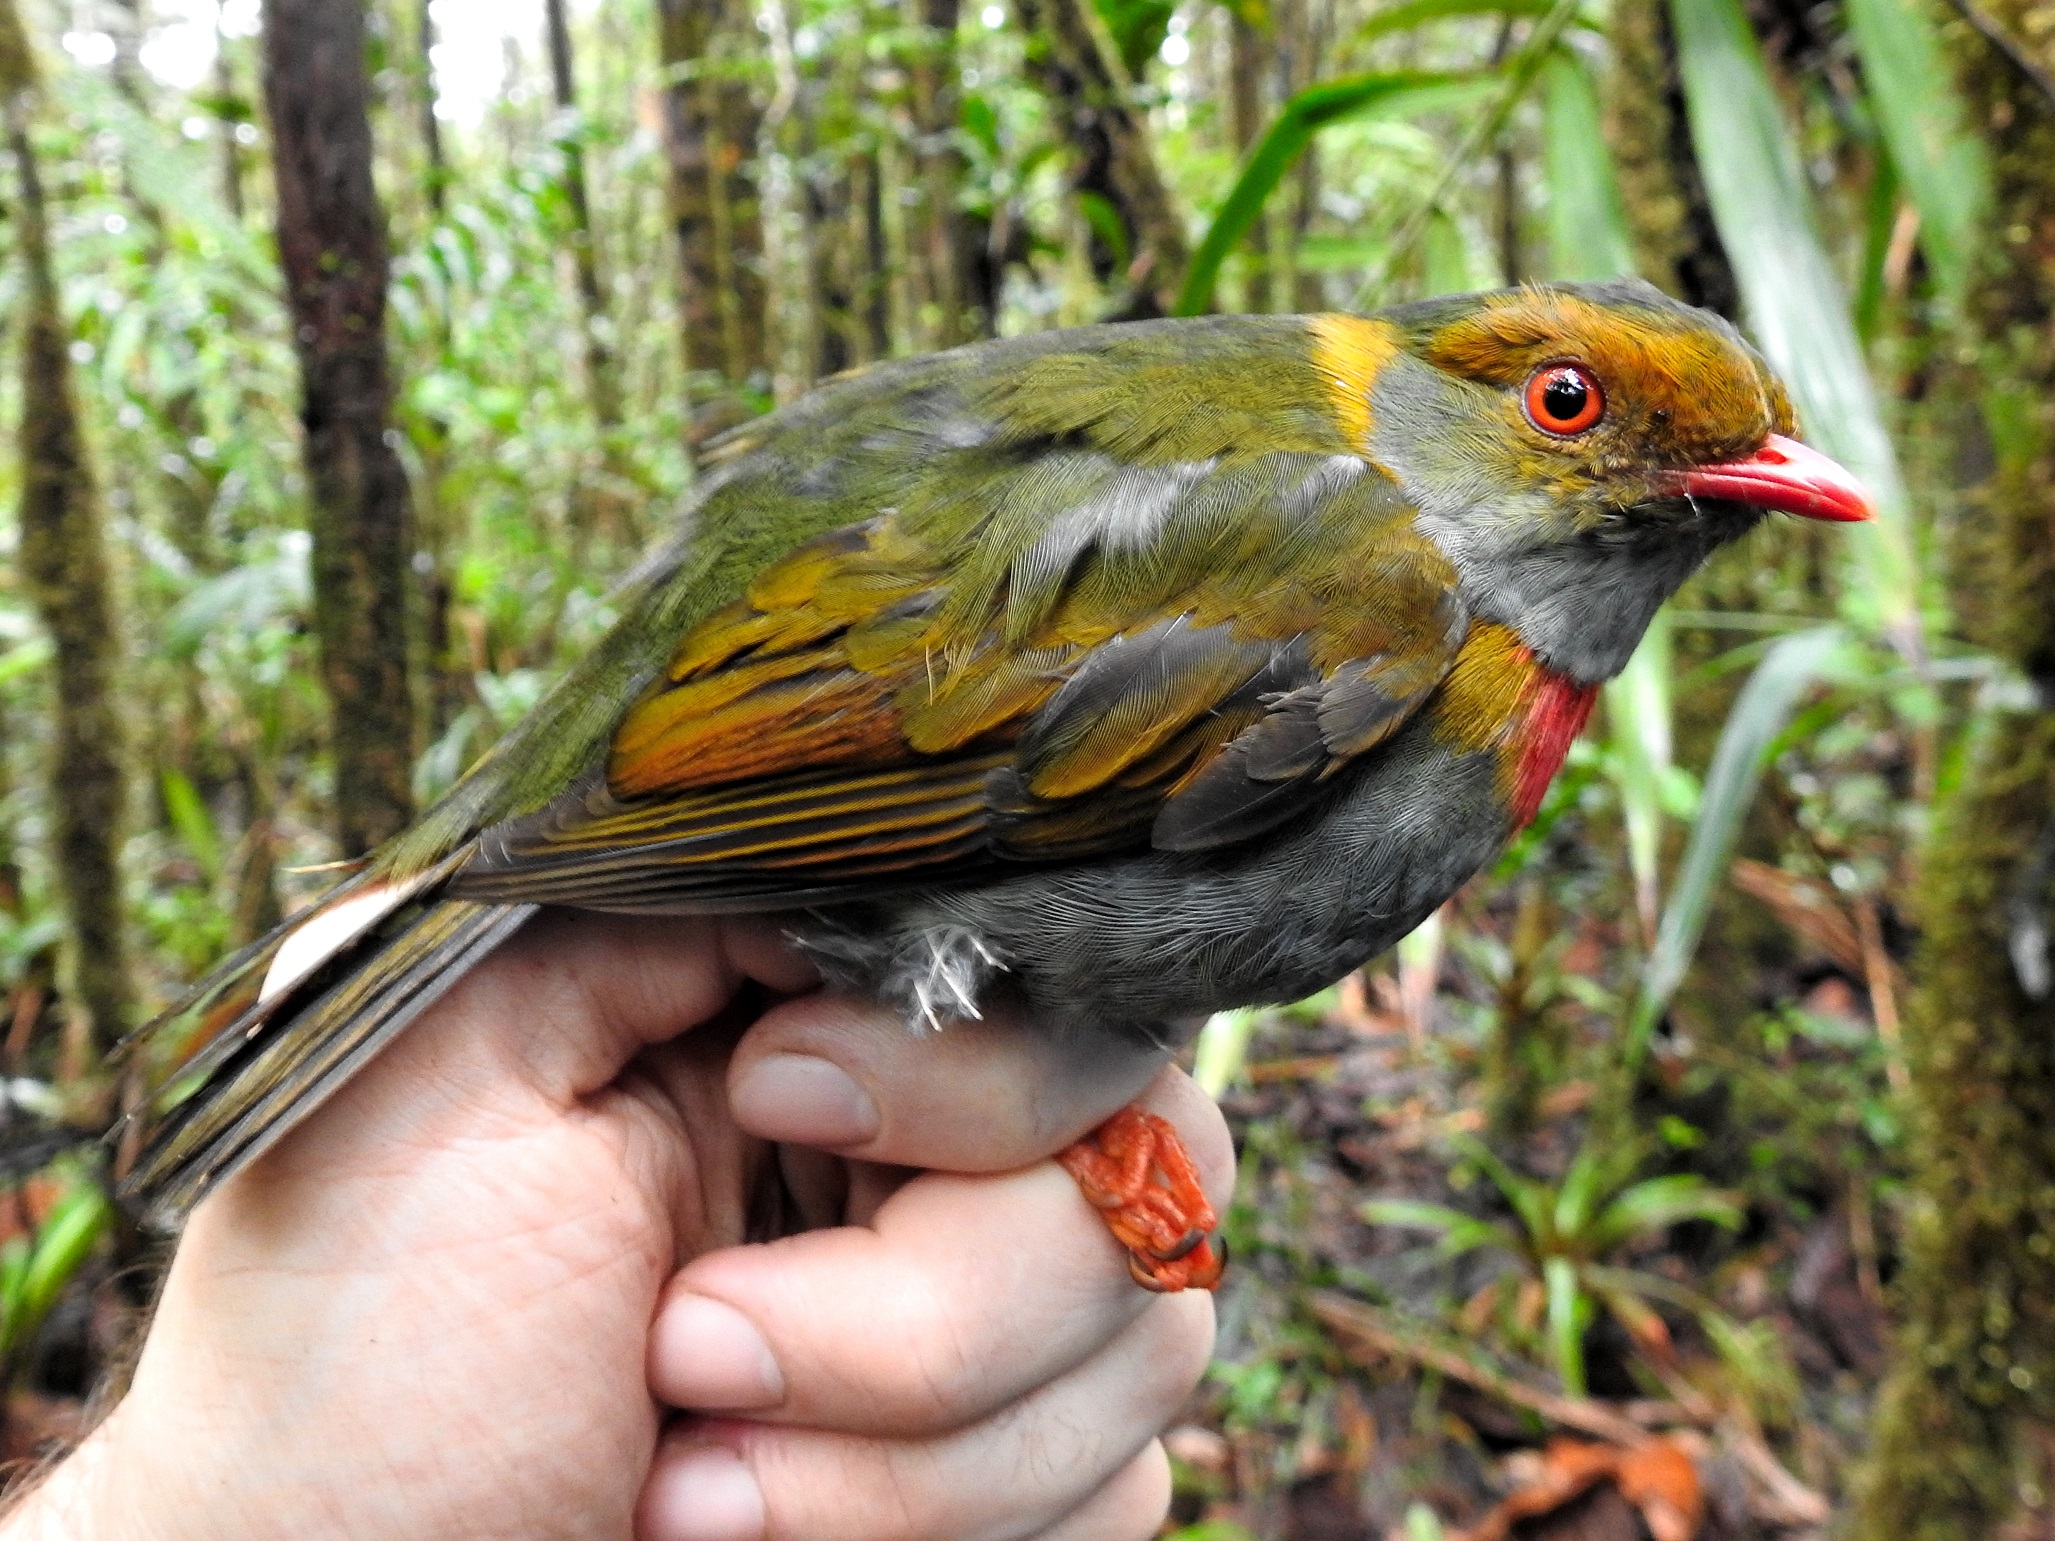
[3,2,136,1050]
[1852,6,2055,1534]
[1601,0,1740,316]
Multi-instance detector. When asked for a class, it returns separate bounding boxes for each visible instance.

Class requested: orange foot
[1058,1105,1225,1292]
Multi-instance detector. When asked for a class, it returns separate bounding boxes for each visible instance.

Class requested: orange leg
[1057,1105,1225,1292]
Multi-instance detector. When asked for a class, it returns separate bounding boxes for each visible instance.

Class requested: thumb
[723,991,1194,1173]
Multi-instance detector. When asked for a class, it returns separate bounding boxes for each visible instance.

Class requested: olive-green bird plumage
[118,280,1870,1223]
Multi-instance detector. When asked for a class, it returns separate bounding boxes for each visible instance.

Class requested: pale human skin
[0,910,1230,1541]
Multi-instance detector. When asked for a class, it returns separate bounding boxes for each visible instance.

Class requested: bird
[114,278,1871,1288]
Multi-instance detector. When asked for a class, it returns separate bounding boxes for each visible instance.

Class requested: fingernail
[654,1296,785,1410]
[731,1054,879,1147]
[643,1446,764,1541]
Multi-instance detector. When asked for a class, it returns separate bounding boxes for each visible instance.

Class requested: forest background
[1,0,2053,1533]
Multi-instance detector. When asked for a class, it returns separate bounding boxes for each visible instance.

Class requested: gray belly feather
[796,720,1510,1036]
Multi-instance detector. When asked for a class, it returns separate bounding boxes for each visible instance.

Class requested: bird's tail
[114,852,534,1228]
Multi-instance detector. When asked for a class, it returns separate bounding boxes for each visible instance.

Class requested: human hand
[2,909,1230,1541]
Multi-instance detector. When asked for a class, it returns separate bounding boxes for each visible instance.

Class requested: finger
[649,1068,1230,1434]
[725,992,1185,1171]
[637,1292,1211,1541]
[1032,1443,1173,1541]
[396,910,817,1104]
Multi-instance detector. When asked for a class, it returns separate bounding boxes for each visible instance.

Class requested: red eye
[1523,363,1605,435]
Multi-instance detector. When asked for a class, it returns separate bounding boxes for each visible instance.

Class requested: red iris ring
[1523,363,1604,436]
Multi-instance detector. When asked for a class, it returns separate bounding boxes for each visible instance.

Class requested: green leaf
[0,637,52,686]
[1092,0,1176,79]
[1192,1008,1259,1099]
[1420,205,1478,296]
[160,768,223,885]
[1403,1503,1448,1541]
[1843,0,1990,312]
[1538,46,1636,282]
[1602,610,1674,940]
[1551,1142,1619,1244]
[1591,1174,1742,1254]
[1544,1254,1588,1395]
[1349,0,1581,55]
[1852,150,1902,343]
[1668,0,1922,649]
[1626,626,1846,1060]
[0,1240,28,1331]
[0,1177,111,1367]
[1173,70,1483,316]
[1351,0,1584,304]
[1453,1136,1553,1244]
[1358,1198,1521,1259]
[1075,189,1131,275]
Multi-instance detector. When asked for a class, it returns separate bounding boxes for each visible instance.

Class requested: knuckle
[1110,1444,1175,1539]
[891,1278,983,1426]
[753,1431,940,1541]
[1035,1443,1173,1541]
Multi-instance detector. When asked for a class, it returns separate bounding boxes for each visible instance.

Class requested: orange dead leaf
[1614,1438,1703,1541]
[1448,1435,1703,1541]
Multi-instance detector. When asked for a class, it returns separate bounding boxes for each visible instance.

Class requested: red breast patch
[1511,668,1598,828]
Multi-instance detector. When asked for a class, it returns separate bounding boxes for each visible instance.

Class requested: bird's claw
[1058,1105,1224,1293]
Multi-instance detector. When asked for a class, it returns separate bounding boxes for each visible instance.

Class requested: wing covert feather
[454,399,1468,910]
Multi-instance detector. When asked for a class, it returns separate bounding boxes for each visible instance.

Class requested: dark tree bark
[655,0,769,442]
[1852,10,2055,1535]
[1601,0,1738,317]
[413,0,447,215]
[212,23,246,219]
[1267,0,1329,311]
[903,0,994,345]
[1227,11,1271,308]
[1015,0,1188,318]
[264,0,417,857]
[544,0,624,437]
[853,149,893,363]
[1,0,136,1051]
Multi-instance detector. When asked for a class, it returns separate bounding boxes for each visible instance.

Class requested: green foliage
[0,1166,111,1375]
[1666,0,1923,647]
[1174,70,1482,316]
[1366,1136,1740,1395]
[1843,0,1990,313]
[1628,626,1847,1064]
[1346,0,1569,57]
[1537,45,1634,283]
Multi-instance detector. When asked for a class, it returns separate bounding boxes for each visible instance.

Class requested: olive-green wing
[452,450,1469,910]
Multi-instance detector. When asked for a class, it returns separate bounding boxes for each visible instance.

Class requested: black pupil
[1540,372,1588,422]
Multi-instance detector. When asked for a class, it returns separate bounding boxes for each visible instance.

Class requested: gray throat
[1422,518,1726,683]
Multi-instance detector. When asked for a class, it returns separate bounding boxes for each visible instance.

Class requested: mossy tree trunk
[903,0,994,347]
[1600,0,1737,317]
[655,0,769,445]
[1,0,136,1055]
[411,0,446,215]
[1852,12,2055,1536]
[544,0,624,444]
[264,0,418,858]
[1226,10,1270,309]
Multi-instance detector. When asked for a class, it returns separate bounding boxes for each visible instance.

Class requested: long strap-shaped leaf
[1344,0,1576,57]
[1172,69,1480,317]
[1668,0,1924,654]
[1624,626,1846,1065]
[1843,0,1990,314]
